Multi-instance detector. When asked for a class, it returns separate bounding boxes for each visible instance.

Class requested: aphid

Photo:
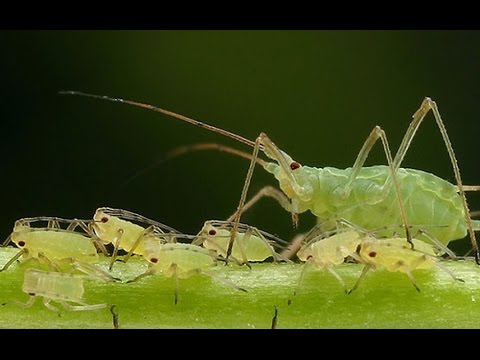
[194,220,288,264]
[296,230,363,293]
[128,238,247,304]
[12,268,109,311]
[59,92,480,262]
[1,217,116,281]
[296,226,461,294]
[91,207,180,269]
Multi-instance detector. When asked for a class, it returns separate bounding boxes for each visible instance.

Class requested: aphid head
[202,222,219,237]
[262,146,313,202]
[92,208,114,240]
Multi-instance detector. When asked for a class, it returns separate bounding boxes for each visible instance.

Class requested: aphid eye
[17,241,26,247]
[101,217,109,223]
[290,161,301,170]
[208,229,217,236]
[28,292,35,296]
[306,255,313,260]
[150,257,158,264]
[368,251,377,258]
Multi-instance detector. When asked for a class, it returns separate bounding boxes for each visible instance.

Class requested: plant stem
[1,247,480,328]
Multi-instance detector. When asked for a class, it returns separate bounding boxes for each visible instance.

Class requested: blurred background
[1,30,479,253]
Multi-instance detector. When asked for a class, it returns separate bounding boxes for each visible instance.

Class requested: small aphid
[91,207,180,270]
[9,268,109,312]
[296,230,364,293]
[1,217,116,281]
[128,238,246,304]
[194,220,288,265]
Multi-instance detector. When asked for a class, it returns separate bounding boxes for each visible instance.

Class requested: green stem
[1,247,480,328]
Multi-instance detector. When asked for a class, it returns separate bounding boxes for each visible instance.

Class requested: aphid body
[20,268,108,311]
[195,220,284,263]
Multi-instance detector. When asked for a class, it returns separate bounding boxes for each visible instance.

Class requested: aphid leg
[250,226,291,263]
[280,233,305,260]
[327,267,349,294]
[227,185,298,228]
[470,210,480,218]
[43,298,61,311]
[0,248,26,272]
[125,268,157,284]
[71,260,121,282]
[2,235,12,247]
[344,125,413,248]
[393,98,478,264]
[7,295,37,308]
[348,265,372,294]
[37,252,62,272]
[60,301,108,311]
[68,220,109,256]
[109,229,125,270]
[294,261,311,296]
[434,262,464,283]
[199,269,248,293]
[122,226,156,263]
[227,135,262,261]
[110,305,120,329]
[417,229,457,259]
[237,228,251,266]
[403,270,421,293]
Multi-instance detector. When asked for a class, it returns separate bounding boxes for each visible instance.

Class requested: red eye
[208,229,217,236]
[150,258,158,264]
[368,251,377,258]
[18,241,26,247]
[290,162,301,170]
[101,217,109,223]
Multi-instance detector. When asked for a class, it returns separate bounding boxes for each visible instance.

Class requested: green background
[1,31,479,253]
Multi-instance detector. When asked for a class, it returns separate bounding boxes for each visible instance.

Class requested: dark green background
[1,31,479,252]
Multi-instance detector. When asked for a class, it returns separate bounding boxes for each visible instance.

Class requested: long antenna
[59,91,258,149]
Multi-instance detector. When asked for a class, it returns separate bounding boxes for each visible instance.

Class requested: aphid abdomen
[22,269,85,302]
[240,234,274,262]
[310,166,466,245]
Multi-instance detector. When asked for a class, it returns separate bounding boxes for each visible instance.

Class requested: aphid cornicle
[59,92,480,262]
[1,217,117,281]
[128,236,247,305]
[91,207,180,270]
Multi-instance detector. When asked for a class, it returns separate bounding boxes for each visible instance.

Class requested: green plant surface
[1,247,480,328]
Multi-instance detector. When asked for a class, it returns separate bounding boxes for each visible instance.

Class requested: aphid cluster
[0,207,285,321]
[2,92,478,327]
